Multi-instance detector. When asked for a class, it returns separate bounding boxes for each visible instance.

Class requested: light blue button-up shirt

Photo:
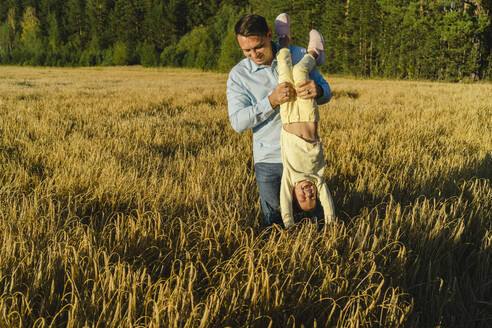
[226,43,331,164]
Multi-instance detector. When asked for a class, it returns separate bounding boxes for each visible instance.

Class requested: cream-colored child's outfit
[277,48,335,228]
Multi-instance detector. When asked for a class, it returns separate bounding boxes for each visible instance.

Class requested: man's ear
[267,29,273,40]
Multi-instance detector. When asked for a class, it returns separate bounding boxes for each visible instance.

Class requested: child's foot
[307,29,325,66]
[275,13,290,48]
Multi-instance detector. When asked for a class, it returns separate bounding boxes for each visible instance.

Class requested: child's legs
[277,48,296,123]
[277,48,294,85]
[292,53,316,83]
[293,54,318,122]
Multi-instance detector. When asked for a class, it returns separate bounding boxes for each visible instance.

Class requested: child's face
[294,181,317,211]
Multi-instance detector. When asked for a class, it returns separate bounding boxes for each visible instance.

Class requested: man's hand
[268,82,296,108]
[296,80,323,99]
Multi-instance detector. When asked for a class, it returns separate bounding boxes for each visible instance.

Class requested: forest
[0,0,491,81]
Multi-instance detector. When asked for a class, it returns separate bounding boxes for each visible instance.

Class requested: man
[226,14,331,227]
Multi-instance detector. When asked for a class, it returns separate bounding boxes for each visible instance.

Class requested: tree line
[0,0,491,81]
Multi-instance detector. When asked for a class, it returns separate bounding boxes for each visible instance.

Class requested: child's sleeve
[318,181,336,224]
[280,171,295,228]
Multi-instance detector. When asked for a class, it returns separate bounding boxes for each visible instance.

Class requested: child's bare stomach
[283,122,319,142]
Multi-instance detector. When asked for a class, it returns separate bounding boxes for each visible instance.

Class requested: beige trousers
[277,48,318,124]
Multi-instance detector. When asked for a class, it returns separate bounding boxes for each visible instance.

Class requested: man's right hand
[268,82,296,108]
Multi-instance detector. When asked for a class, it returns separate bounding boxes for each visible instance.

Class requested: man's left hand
[296,80,322,99]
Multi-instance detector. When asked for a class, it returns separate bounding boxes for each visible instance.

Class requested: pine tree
[461,0,492,80]
[141,0,169,50]
[0,7,16,61]
[64,0,87,63]
[215,4,245,71]
[47,13,60,51]
[86,0,113,50]
[317,0,346,74]
[20,6,44,64]
[112,39,129,64]
[110,0,144,64]
[65,0,87,41]
[0,23,12,60]
[377,0,407,77]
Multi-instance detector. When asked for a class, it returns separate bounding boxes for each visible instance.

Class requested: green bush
[176,26,217,69]
[218,28,243,72]
[112,41,129,66]
[138,42,158,67]
[101,48,113,66]
[80,48,101,66]
[160,44,182,67]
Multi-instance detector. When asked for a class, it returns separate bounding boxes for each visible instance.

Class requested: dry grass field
[0,66,491,327]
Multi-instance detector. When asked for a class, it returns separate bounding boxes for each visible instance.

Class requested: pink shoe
[308,29,325,66]
[274,13,290,42]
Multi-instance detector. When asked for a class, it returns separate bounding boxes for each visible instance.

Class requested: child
[275,13,336,229]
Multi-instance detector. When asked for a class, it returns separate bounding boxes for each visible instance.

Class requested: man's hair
[234,14,269,37]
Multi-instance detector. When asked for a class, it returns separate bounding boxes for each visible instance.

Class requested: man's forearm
[227,74,277,132]
[228,96,276,133]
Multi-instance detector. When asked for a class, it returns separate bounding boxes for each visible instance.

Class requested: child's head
[293,180,317,212]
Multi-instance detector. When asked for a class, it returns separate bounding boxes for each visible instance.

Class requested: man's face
[294,181,317,212]
[237,31,274,66]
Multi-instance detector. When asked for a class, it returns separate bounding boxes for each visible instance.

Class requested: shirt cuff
[324,215,335,225]
[316,83,331,105]
[283,215,294,228]
[258,93,276,118]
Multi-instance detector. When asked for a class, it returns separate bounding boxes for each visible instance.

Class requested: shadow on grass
[331,152,492,220]
[326,152,492,327]
[401,185,491,327]
[331,89,360,100]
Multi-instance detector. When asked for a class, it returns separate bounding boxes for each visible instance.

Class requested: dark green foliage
[176,26,214,69]
[217,26,243,72]
[138,41,158,67]
[160,43,181,66]
[79,47,101,66]
[0,22,12,60]
[0,0,490,80]
[85,0,114,50]
[212,4,246,71]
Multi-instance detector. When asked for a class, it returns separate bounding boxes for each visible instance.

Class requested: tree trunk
[344,0,350,73]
